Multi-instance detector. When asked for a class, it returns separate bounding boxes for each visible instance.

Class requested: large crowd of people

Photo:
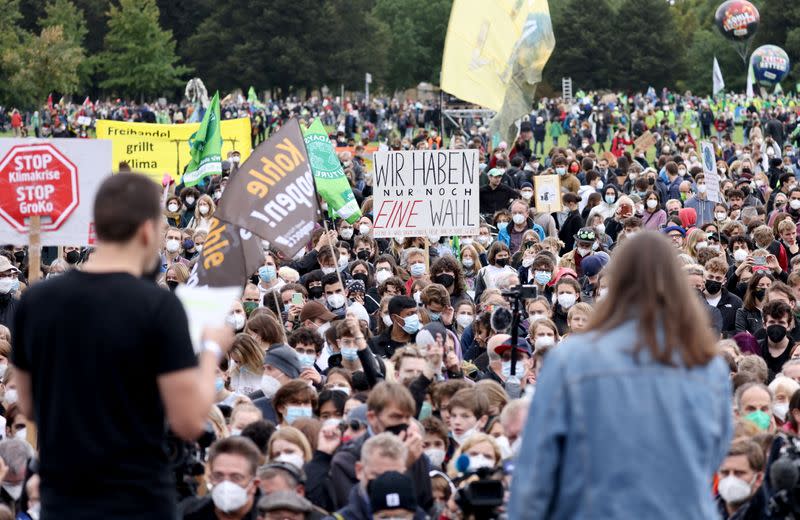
[1,88,800,518]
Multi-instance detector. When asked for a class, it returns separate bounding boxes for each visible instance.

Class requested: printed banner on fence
[534,175,562,213]
[214,119,317,258]
[372,150,479,239]
[701,141,721,203]
[187,217,264,288]
[0,138,111,246]
[303,119,361,223]
[95,117,251,183]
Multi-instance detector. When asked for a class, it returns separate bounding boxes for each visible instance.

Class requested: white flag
[713,56,725,95]
[746,57,755,99]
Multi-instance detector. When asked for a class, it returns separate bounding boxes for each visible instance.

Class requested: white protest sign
[701,141,721,203]
[76,116,92,126]
[372,150,479,238]
[534,175,562,213]
[175,285,242,353]
[0,138,111,246]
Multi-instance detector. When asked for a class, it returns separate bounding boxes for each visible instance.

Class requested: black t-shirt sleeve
[152,293,198,376]
[11,293,30,371]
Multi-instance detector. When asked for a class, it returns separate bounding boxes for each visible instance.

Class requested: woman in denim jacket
[509,232,733,519]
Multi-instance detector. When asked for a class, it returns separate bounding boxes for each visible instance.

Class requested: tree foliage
[94,0,189,99]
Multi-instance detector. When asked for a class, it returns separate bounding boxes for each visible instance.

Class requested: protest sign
[372,150,479,239]
[175,285,242,353]
[76,116,92,126]
[701,141,721,203]
[214,119,317,258]
[187,217,264,288]
[95,117,251,183]
[303,119,361,223]
[634,130,656,151]
[0,138,110,247]
[534,175,562,213]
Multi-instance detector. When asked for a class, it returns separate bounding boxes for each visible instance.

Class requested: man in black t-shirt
[12,174,233,519]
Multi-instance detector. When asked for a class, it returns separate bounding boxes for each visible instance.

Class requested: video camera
[490,285,538,399]
[166,422,216,499]
[453,457,510,519]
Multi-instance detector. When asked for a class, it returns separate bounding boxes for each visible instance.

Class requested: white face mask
[695,241,708,251]
[453,426,477,446]
[522,257,534,268]
[425,448,446,469]
[260,375,282,398]
[275,452,305,469]
[338,256,349,268]
[327,293,346,309]
[4,389,17,405]
[382,314,393,327]
[576,247,590,257]
[321,267,336,275]
[167,203,179,213]
[358,224,370,235]
[494,435,512,459]
[733,249,749,263]
[646,199,658,209]
[185,196,196,205]
[13,427,26,442]
[413,291,422,304]
[456,313,473,328]
[512,214,526,225]
[535,336,556,350]
[329,385,350,395]
[467,454,495,472]
[199,205,210,215]
[316,321,331,338]
[462,258,474,269]
[697,184,707,194]
[229,313,246,331]
[340,228,354,240]
[557,293,577,310]
[165,239,180,254]
[791,200,800,210]
[375,269,392,284]
[717,474,754,504]
[2,483,22,500]
[520,190,533,200]
[774,402,790,422]
[211,480,250,513]
[715,212,728,222]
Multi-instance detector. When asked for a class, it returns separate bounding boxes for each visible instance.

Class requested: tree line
[1,0,798,108]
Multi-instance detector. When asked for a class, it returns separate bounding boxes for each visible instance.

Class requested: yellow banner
[95,118,252,183]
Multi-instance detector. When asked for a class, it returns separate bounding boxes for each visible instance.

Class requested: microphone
[455,454,470,474]
[770,456,799,492]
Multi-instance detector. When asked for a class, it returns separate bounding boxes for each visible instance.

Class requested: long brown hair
[586,232,716,368]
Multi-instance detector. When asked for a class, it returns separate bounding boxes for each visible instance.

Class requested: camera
[166,423,217,499]
[454,465,508,519]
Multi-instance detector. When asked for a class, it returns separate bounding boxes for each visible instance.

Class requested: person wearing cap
[580,253,609,304]
[555,193,584,255]
[663,225,687,250]
[479,168,519,216]
[258,463,327,520]
[558,227,597,277]
[256,490,313,520]
[0,256,20,331]
[484,336,531,388]
[368,471,425,520]
[180,437,263,520]
[248,345,301,421]
[299,302,336,340]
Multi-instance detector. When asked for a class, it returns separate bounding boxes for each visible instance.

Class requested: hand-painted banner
[187,217,264,288]
[372,150,479,239]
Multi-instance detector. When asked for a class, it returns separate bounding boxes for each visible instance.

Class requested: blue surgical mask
[285,405,313,424]
[428,310,441,321]
[341,347,359,361]
[214,377,224,392]
[410,262,426,277]
[497,222,509,231]
[9,279,19,293]
[401,313,420,334]
[604,195,615,204]
[298,353,316,368]
[533,271,551,285]
[258,265,276,282]
[501,361,512,378]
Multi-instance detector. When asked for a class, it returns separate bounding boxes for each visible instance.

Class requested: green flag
[248,86,264,109]
[302,119,362,224]
[183,91,222,187]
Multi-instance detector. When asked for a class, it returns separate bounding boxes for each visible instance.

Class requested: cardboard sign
[372,150,479,238]
[634,130,656,151]
[534,175,562,213]
[214,119,317,258]
[701,141,721,203]
[0,138,110,246]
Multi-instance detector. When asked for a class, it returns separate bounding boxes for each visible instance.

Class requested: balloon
[751,45,791,86]
[715,0,759,41]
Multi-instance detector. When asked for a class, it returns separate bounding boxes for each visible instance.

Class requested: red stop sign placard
[0,143,79,232]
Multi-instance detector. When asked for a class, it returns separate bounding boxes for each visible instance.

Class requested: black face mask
[356,250,370,261]
[753,288,766,300]
[767,324,787,343]
[308,286,324,299]
[384,422,409,436]
[736,282,748,295]
[166,280,179,291]
[65,250,80,265]
[434,273,455,287]
[495,258,509,268]
[704,280,722,295]
[13,251,24,263]
[353,273,369,285]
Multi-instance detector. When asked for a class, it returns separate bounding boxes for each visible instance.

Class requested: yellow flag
[441,0,555,141]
